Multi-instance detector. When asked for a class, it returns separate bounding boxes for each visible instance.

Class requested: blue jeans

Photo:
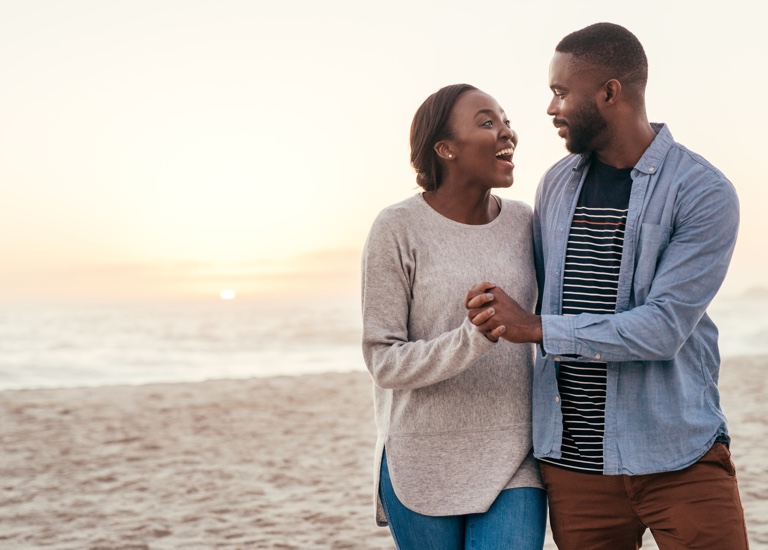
[379,451,547,550]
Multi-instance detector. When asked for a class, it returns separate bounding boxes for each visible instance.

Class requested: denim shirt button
[595,353,601,359]
[555,396,561,403]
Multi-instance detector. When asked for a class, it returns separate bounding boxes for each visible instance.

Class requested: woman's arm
[362,213,496,391]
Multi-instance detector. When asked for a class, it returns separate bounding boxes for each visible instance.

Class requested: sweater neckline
[417,193,505,228]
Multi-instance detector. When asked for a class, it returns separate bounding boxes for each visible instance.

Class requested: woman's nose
[501,126,518,146]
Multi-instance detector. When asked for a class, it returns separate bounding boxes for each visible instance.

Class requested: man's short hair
[557,22,648,92]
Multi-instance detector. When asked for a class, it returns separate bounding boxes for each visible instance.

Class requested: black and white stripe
[541,205,627,473]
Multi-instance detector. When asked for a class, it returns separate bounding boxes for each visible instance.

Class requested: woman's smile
[496,147,515,169]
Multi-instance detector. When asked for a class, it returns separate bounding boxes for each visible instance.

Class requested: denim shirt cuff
[541,314,578,357]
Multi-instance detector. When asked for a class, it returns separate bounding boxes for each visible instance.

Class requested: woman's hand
[465,282,543,344]
[464,282,506,342]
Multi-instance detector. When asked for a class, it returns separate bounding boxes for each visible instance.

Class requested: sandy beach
[1,356,765,549]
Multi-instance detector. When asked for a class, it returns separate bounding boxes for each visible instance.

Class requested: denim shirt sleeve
[540,155,739,363]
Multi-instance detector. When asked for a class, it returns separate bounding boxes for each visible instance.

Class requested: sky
[1,0,764,303]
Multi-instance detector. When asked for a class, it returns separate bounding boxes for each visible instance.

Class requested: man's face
[547,52,607,154]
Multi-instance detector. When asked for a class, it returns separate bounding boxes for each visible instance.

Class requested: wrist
[528,315,543,344]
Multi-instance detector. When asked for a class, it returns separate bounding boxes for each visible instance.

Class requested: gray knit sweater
[361,193,542,526]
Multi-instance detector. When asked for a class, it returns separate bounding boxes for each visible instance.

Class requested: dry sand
[0,356,765,549]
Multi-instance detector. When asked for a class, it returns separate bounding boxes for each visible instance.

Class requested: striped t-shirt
[540,158,633,474]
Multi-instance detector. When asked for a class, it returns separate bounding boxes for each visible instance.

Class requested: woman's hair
[410,83,477,192]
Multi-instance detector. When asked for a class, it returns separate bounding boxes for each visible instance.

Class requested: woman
[361,84,545,549]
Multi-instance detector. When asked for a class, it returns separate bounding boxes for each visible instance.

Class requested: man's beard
[564,101,607,154]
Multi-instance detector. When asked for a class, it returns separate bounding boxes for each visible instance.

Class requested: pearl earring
[448,154,453,158]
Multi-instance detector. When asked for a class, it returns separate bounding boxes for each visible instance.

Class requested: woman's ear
[434,140,455,160]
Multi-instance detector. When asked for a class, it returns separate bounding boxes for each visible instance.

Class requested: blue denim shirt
[532,124,739,475]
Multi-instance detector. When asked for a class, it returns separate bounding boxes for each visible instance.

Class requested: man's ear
[434,140,455,160]
[603,79,622,104]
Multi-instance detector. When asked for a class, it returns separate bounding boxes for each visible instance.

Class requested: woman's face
[443,90,518,189]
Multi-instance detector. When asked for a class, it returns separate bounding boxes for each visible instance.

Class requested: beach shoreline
[0,357,765,549]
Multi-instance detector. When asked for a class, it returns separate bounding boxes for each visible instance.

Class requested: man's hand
[463,283,505,341]
[464,282,543,344]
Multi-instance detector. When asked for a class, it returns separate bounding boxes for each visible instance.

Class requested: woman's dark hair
[410,84,477,192]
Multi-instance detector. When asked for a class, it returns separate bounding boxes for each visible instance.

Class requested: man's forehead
[550,52,603,85]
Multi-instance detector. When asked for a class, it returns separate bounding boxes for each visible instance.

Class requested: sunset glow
[0,1,763,303]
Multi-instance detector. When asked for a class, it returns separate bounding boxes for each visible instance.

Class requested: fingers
[464,282,497,309]
[467,292,495,309]
[490,325,506,339]
[469,307,495,326]
[471,282,497,293]
[473,314,506,343]
[482,324,505,343]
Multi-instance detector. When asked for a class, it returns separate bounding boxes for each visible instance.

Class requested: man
[466,22,749,549]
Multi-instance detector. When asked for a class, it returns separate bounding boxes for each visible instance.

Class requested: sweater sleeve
[361,211,496,391]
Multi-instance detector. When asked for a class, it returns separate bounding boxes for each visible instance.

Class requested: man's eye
[482,120,493,126]
[504,119,511,127]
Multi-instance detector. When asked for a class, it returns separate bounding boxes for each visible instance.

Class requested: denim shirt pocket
[633,223,672,303]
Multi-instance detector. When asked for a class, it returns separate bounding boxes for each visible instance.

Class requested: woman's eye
[504,120,511,127]
[482,120,493,126]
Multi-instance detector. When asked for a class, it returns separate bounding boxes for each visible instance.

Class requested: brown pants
[540,443,749,550]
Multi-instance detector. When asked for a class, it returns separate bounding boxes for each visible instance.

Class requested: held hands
[464,282,543,344]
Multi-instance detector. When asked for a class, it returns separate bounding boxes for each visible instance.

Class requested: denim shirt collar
[634,123,674,175]
[574,123,674,175]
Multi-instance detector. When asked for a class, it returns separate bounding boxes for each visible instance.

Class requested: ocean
[1,292,766,391]
[0,296,363,391]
